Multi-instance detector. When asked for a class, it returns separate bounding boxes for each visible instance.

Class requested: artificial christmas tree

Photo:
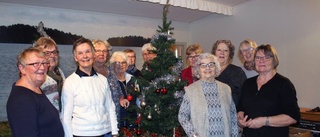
[122,1,187,136]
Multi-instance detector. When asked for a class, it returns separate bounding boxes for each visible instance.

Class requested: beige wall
[189,0,320,108]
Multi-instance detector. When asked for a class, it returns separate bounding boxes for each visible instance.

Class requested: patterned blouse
[179,81,238,137]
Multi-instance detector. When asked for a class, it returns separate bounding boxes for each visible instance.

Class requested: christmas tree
[123,0,187,136]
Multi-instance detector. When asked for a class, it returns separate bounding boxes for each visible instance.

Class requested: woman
[237,44,300,137]
[238,39,258,78]
[110,51,136,128]
[92,39,129,126]
[211,40,247,107]
[34,37,66,112]
[61,38,118,137]
[6,47,64,137]
[181,44,203,86]
[178,53,238,137]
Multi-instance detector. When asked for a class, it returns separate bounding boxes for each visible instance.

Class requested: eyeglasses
[187,55,199,59]
[127,56,136,58]
[199,62,215,69]
[115,61,127,66]
[240,47,254,54]
[254,56,273,61]
[43,50,59,56]
[95,50,108,54]
[26,61,49,69]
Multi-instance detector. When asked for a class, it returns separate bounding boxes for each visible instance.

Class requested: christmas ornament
[161,87,167,94]
[147,112,152,120]
[156,88,161,94]
[134,87,139,92]
[127,94,133,101]
[140,101,146,108]
[136,129,142,136]
[154,104,159,111]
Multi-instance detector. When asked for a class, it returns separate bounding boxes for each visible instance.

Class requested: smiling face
[199,57,216,82]
[214,43,230,67]
[74,43,94,73]
[254,50,274,74]
[240,43,255,62]
[187,52,199,67]
[94,43,108,64]
[43,46,59,70]
[113,55,128,74]
[19,52,48,87]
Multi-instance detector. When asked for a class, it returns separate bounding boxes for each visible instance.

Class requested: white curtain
[139,0,233,15]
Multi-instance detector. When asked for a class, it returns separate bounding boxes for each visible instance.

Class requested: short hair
[254,44,279,69]
[141,43,156,52]
[193,53,221,78]
[238,39,258,62]
[211,40,235,60]
[34,37,58,50]
[92,39,112,51]
[124,49,135,55]
[109,51,129,64]
[186,44,203,56]
[73,37,94,55]
[17,47,45,77]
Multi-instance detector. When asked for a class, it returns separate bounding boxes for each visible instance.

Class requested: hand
[237,111,251,128]
[120,98,130,108]
[247,117,265,129]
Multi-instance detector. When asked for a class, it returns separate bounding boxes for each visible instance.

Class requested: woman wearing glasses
[237,45,300,137]
[181,44,203,86]
[34,37,66,112]
[211,40,247,107]
[178,53,238,137]
[61,38,118,137]
[7,47,64,137]
[238,39,258,78]
[110,51,136,128]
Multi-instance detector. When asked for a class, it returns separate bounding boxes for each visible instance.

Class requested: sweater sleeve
[106,81,119,135]
[7,91,39,137]
[178,94,197,136]
[61,78,75,137]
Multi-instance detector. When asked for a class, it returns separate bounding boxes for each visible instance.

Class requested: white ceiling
[0,0,250,23]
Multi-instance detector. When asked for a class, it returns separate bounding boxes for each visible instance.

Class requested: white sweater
[61,72,118,137]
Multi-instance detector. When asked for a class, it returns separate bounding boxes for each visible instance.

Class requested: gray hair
[109,51,129,64]
[193,53,221,78]
[141,43,156,52]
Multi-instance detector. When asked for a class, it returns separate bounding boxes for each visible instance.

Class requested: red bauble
[127,95,133,101]
[156,88,161,94]
[161,87,167,94]
[136,129,142,136]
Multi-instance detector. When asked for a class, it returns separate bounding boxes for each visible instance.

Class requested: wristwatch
[265,117,270,126]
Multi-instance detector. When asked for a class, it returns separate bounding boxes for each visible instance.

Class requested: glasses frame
[187,55,199,59]
[240,47,254,54]
[114,61,127,66]
[95,49,109,54]
[199,62,215,69]
[44,50,59,56]
[25,61,50,69]
[254,55,273,61]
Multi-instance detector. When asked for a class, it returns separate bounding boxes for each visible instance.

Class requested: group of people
[178,40,300,137]
[6,36,300,137]
[6,37,155,137]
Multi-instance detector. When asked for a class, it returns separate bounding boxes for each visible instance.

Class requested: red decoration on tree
[135,115,142,124]
[136,129,142,136]
[161,87,167,94]
[156,88,161,94]
[127,94,133,101]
